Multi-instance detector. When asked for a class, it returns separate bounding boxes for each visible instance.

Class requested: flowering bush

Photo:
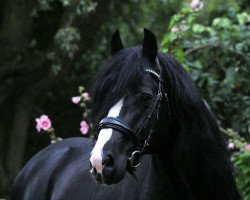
[161,0,202,64]
[72,86,91,135]
[71,91,90,105]
[35,86,91,143]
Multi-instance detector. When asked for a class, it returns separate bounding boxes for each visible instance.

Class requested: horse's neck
[138,153,192,200]
[143,117,194,198]
[157,150,193,199]
[136,154,173,200]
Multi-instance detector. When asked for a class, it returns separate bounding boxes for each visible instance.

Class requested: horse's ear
[111,29,124,55]
[143,28,158,63]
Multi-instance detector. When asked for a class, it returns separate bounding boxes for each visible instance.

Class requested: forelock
[90,46,152,129]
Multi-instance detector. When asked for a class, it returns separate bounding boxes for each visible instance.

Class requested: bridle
[98,59,171,175]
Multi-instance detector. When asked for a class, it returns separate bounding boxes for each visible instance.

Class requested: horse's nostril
[102,154,114,168]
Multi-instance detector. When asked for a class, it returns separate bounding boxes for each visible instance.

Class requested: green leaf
[190,70,200,81]
[169,33,178,42]
[78,86,85,93]
[206,27,216,36]
[51,64,61,75]
[187,14,196,24]
[236,12,250,25]
[225,67,235,85]
[173,47,186,63]
[192,24,206,33]
[212,17,232,28]
[161,34,171,52]
[187,61,203,69]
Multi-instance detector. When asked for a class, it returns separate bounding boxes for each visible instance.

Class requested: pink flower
[228,143,234,149]
[35,115,52,132]
[72,96,81,104]
[82,92,90,101]
[245,144,250,150]
[80,120,89,134]
[190,0,204,11]
[171,27,179,33]
[36,120,42,132]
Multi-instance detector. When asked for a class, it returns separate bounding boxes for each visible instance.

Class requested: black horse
[11,29,241,200]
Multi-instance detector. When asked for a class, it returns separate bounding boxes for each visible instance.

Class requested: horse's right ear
[111,29,124,55]
[143,28,158,63]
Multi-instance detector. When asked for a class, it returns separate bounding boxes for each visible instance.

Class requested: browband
[145,69,160,80]
[99,117,139,144]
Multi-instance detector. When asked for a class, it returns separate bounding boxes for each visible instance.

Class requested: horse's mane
[158,53,239,199]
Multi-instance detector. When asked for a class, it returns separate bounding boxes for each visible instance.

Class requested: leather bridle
[98,60,171,174]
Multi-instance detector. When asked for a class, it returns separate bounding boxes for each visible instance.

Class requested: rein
[98,60,171,176]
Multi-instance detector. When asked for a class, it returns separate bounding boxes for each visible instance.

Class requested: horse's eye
[140,93,152,103]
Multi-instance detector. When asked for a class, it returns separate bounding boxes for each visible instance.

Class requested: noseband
[98,61,171,173]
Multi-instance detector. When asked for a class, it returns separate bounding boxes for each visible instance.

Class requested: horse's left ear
[111,29,124,55]
[143,28,158,63]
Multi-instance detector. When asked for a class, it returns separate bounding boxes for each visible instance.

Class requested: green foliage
[161,6,199,63]
[37,0,56,11]
[222,128,247,151]
[37,0,97,14]
[162,6,250,139]
[55,26,81,58]
[235,150,250,200]
[187,12,250,139]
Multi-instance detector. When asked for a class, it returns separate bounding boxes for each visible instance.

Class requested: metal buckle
[129,150,141,168]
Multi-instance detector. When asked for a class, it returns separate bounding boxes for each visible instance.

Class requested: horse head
[89,29,171,184]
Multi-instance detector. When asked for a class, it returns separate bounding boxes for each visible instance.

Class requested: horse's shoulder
[34,137,92,157]
[42,137,94,152]
[11,137,94,200]
[19,137,93,173]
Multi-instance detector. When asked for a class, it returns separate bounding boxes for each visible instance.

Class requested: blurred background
[0,0,249,198]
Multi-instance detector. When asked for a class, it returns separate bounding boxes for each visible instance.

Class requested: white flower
[171,27,179,33]
[72,96,81,104]
[228,143,234,149]
[190,0,204,11]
